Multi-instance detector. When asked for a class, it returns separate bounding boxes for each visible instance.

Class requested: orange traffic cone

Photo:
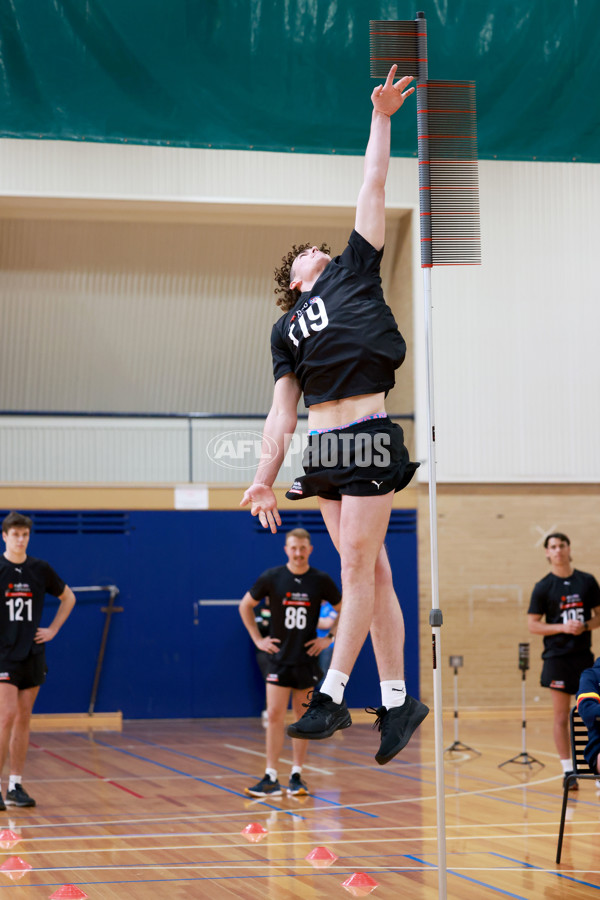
[241,822,268,843]
[0,829,21,849]
[341,871,379,896]
[49,886,89,899]
[0,856,32,881]
[305,846,338,867]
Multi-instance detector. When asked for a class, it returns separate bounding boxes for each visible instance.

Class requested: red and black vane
[370,12,481,268]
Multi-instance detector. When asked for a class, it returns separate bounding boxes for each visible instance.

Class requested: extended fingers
[384,63,398,87]
[394,74,414,91]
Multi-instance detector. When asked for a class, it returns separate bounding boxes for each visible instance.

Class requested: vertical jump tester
[370,13,481,897]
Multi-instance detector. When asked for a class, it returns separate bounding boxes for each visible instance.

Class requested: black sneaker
[368,695,430,765]
[244,774,282,798]
[288,773,309,796]
[287,691,352,740]
[0,792,5,812]
[563,772,578,791]
[5,784,36,807]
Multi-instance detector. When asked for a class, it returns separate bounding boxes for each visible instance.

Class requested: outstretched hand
[371,64,414,117]
[240,483,282,534]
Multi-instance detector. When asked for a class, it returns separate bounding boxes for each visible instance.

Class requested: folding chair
[556,706,598,863]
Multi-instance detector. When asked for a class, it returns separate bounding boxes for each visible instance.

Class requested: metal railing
[71,585,122,715]
[0,410,414,485]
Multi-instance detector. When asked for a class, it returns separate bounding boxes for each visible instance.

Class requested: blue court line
[93,733,378,819]
[68,731,562,817]
[491,852,600,890]
[87,736,299,817]
[89,736,376,820]
[0,869,398,889]
[122,734,257,775]
[405,854,530,899]
[24,851,422,873]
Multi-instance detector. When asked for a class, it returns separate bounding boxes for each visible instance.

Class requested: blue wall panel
[4,509,419,718]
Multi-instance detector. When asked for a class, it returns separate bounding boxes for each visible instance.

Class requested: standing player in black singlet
[239,529,340,797]
[528,532,600,788]
[0,511,76,808]
[241,66,428,765]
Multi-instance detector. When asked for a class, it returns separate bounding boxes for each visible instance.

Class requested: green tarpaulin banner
[0,0,596,161]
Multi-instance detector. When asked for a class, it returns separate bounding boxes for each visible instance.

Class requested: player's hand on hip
[240,484,282,533]
[304,636,330,657]
[257,636,280,654]
[34,626,57,643]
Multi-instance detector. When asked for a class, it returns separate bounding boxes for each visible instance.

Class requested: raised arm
[240,372,302,533]
[355,65,414,250]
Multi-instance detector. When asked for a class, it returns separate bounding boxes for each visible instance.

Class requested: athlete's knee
[340,548,378,583]
[267,707,286,727]
[0,705,18,731]
[554,708,570,729]
[374,553,394,591]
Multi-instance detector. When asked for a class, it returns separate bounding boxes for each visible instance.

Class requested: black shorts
[285,417,419,502]
[265,659,321,690]
[0,650,47,691]
[540,652,594,695]
[255,649,271,681]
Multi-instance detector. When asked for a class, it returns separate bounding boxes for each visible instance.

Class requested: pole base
[444,740,481,757]
[498,752,545,769]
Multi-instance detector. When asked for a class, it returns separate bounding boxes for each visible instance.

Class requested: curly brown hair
[273,242,331,312]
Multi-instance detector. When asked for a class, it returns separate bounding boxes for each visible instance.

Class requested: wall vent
[0,511,130,535]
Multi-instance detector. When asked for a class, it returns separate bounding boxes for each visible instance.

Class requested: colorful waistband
[308,412,388,436]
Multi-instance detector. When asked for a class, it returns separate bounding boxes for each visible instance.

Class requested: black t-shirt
[528,569,600,658]
[270,230,407,407]
[0,555,66,662]
[249,565,341,666]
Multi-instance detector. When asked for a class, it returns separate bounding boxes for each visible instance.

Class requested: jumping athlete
[239,529,340,797]
[241,66,429,765]
[0,511,76,808]
[528,532,600,788]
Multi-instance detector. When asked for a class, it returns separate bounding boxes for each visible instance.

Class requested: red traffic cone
[241,822,268,843]
[0,828,21,849]
[305,846,338,867]
[0,856,32,881]
[49,886,89,899]
[341,871,379,896]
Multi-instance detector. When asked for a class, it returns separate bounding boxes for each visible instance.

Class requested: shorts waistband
[308,413,388,436]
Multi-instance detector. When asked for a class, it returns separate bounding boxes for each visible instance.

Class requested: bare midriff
[307,392,386,431]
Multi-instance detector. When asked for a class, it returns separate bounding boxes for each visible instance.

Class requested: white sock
[381,680,406,709]
[560,758,573,774]
[8,775,21,792]
[320,669,349,705]
[291,766,302,777]
[266,767,277,783]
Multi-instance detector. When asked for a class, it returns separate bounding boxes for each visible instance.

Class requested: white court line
[15,818,598,845]
[225,744,333,775]
[10,772,567,832]
[13,829,600,857]
[17,816,596,844]
[7,862,600,876]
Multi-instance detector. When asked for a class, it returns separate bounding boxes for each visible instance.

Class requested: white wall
[0,139,597,483]
[416,159,600,482]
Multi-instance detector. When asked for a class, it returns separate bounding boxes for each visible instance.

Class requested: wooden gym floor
[1,713,599,898]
